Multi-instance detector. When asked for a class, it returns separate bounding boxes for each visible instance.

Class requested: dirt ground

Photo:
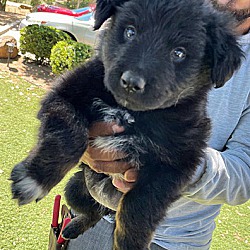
[0,11,56,89]
[0,56,55,88]
[0,10,24,26]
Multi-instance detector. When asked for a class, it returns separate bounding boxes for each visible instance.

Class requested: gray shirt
[152,33,250,249]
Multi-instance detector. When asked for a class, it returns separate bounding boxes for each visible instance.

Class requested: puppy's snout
[120,71,146,93]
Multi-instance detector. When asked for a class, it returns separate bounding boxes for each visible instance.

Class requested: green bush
[20,24,71,64]
[79,0,94,8]
[50,40,93,74]
[65,0,93,9]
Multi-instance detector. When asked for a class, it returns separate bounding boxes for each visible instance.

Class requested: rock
[0,36,18,59]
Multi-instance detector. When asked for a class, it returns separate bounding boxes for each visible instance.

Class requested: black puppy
[10,0,243,249]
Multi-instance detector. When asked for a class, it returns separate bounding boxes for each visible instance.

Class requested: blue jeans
[67,218,164,250]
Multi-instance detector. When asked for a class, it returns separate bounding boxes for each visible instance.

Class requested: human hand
[81,121,138,193]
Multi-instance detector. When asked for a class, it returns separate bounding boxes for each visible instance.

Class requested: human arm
[183,98,250,205]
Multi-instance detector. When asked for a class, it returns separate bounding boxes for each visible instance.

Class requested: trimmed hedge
[20,24,71,64]
[50,40,93,74]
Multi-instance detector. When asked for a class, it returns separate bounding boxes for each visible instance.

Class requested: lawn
[0,71,249,249]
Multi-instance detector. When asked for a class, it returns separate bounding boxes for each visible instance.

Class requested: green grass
[0,72,72,250]
[211,204,250,249]
[0,72,249,249]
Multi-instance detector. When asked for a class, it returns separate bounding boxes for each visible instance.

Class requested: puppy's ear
[94,0,129,30]
[205,13,243,88]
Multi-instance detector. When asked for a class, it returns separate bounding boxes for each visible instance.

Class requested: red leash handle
[57,217,71,244]
[51,195,61,228]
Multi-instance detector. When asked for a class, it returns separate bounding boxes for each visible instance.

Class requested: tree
[77,0,81,8]
[30,0,41,8]
[0,0,7,11]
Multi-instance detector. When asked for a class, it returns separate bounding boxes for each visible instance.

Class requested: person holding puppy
[68,0,250,249]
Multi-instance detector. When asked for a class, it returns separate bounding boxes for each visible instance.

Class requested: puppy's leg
[10,95,89,205]
[63,169,111,239]
[113,168,183,250]
[84,165,123,211]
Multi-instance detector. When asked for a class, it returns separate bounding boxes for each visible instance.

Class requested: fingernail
[124,169,137,182]
[112,124,125,134]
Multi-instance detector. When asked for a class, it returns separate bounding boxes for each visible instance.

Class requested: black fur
[10,0,243,249]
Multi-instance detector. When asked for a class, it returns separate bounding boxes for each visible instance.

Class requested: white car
[19,12,98,46]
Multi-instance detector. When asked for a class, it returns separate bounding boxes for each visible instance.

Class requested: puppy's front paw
[62,217,85,240]
[92,98,135,127]
[62,214,99,240]
[10,162,47,205]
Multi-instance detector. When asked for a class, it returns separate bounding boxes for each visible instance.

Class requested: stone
[0,36,18,59]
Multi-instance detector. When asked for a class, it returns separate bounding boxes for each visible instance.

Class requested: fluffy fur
[10,0,243,249]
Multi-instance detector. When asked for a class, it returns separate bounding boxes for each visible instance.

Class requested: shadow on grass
[7,66,18,72]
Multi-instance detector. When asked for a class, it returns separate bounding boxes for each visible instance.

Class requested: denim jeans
[67,218,164,250]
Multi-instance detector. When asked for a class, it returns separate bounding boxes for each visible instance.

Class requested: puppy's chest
[90,99,182,165]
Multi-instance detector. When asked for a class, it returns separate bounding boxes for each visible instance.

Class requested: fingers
[124,168,138,182]
[112,169,138,193]
[91,160,132,174]
[112,168,138,193]
[81,121,139,194]
[112,178,134,193]
[88,121,125,137]
[86,146,126,161]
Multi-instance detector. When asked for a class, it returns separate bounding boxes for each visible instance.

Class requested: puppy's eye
[124,26,137,40]
[170,47,186,62]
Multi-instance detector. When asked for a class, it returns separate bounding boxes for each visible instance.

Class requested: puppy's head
[95,0,243,111]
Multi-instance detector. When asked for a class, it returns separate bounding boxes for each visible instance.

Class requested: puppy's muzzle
[120,71,146,93]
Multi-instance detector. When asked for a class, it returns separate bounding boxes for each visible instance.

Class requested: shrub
[65,0,94,9]
[50,40,93,74]
[20,24,71,64]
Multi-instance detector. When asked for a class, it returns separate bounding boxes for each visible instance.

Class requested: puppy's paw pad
[10,163,47,205]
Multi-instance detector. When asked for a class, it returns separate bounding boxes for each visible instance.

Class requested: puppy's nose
[120,71,146,93]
